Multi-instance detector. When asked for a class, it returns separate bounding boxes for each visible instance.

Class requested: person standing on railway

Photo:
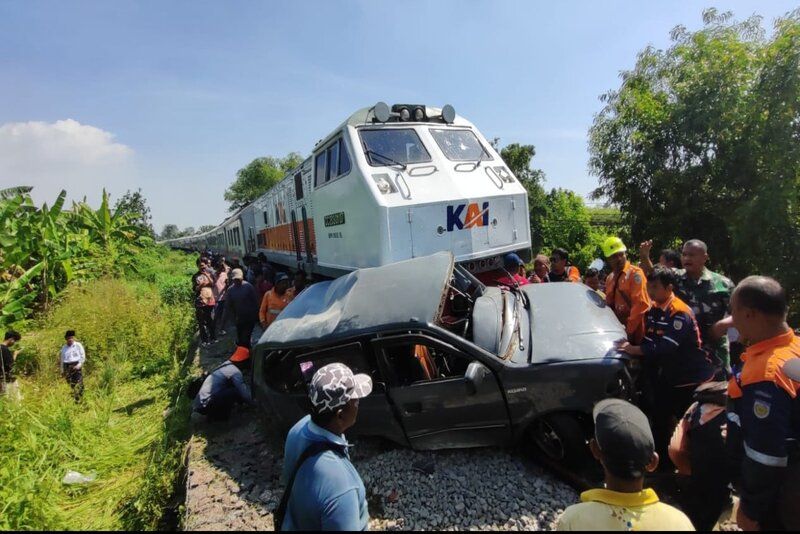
[617,267,716,465]
[59,330,85,402]
[725,276,800,531]
[602,237,651,343]
[195,271,216,346]
[638,240,681,276]
[495,252,530,288]
[548,248,581,282]
[259,272,295,331]
[279,363,372,531]
[528,254,551,283]
[225,268,260,348]
[556,398,694,531]
[212,258,230,336]
[583,268,605,299]
[668,381,731,531]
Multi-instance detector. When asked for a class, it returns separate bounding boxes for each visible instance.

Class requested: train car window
[294,172,304,200]
[359,129,431,166]
[327,142,340,182]
[338,138,351,175]
[315,152,327,187]
[429,129,492,162]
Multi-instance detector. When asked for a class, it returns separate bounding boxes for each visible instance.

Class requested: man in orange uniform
[602,237,651,343]
[726,276,800,531]
[548,248,581,283]
[259,273,296,330]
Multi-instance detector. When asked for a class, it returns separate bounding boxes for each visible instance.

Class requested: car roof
[257,252,454,349]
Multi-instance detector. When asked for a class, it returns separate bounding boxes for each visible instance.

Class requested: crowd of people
[483,236,799,531]
[191,251,308,350]
[186,237,799,532]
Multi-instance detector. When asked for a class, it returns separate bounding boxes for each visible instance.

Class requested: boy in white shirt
[59,330,85,402]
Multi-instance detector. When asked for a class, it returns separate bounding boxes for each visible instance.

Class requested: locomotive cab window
[359,128,431,167]
[314,136,351,187]
[430,129,492,161]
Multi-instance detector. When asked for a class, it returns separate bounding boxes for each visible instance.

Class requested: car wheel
[530,413,589,468]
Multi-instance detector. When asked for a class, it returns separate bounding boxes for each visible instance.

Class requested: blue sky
[0,0,796,231]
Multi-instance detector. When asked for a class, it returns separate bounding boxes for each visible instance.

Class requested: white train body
[164,104,532,276]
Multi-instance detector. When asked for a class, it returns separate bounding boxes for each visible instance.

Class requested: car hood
[521,283,627,364]
[257,252,453,348]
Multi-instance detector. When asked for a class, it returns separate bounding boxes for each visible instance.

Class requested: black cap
[593,398,654,479]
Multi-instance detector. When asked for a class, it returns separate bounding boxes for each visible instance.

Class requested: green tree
[499,143,548,251]
[224,152,304,212]
[198,224,216,234]
[160,224,179,240]
[114,189,154,237]
[589,9,800,316]
[179,227,196,238]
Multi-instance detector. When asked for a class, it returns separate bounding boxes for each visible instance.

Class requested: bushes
[0,268,194,530]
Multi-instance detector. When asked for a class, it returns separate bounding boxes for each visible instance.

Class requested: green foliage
[0,275,194,530]
[499,143,548,251]
[159,224,180,240]
[589,8,800,317]
[114,188,154,237]
[224,152,304,212]
[0,188,153,329]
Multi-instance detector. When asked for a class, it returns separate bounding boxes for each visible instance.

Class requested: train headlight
[372,173,397,195]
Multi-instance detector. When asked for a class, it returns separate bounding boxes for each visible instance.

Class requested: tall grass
[0,249,196,530]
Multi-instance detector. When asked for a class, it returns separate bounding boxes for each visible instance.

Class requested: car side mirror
[465,361,489,396]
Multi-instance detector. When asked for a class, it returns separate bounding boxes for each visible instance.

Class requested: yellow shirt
[556,488,694,531]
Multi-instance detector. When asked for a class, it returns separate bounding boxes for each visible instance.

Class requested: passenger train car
[163,103,532,277]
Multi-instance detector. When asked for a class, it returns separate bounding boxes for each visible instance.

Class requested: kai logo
[446,202,489,231]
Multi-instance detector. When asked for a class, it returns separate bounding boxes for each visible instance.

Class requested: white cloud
[0,119,135,205]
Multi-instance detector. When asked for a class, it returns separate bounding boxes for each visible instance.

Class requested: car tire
[529,413,590,468]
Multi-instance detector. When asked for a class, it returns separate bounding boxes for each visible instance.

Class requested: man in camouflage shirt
[675,240,734,377]
[642,239,734,377]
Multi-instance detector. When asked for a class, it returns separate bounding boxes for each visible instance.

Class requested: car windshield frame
[429,128,493,162]
[359,128,432,167]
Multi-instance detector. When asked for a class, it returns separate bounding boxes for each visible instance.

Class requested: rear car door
[372,333,511,450]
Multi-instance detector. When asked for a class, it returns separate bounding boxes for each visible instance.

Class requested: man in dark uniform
[726,276,799,531]
[618,266,715,462]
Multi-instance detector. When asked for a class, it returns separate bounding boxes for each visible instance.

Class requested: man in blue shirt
[192,345,254,420]
[281,362,373,531]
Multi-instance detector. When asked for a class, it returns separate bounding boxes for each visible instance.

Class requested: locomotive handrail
[396,172,412,199]
[454,162,480,172]
[485,166,504,189]
[408,165,437,177]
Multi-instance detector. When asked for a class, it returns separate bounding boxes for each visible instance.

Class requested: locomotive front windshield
[430,129,492,161]
[360,129,431,167]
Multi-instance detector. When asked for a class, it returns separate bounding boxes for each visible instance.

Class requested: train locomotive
[163,103,532,277]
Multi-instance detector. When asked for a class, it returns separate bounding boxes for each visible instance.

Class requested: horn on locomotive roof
[370,102,456,124]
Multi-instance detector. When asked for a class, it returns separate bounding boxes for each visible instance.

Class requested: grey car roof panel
[258,252,454,348]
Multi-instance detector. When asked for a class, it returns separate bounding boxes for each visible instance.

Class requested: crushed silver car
[252,252,635,465]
